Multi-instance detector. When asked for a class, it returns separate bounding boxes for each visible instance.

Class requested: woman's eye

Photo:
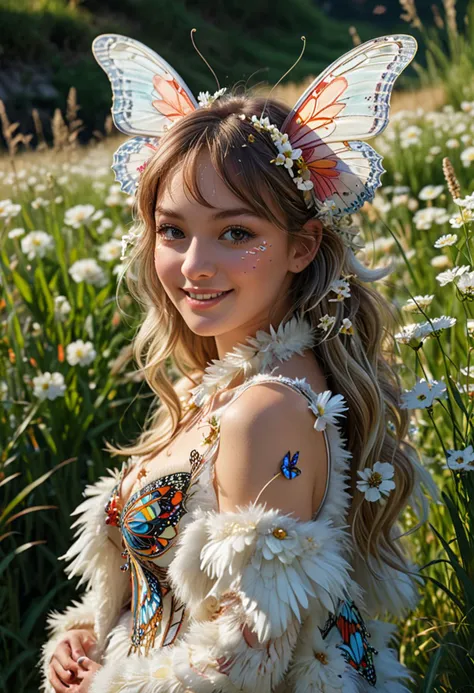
[156,224,256,245]
[222,227,256,245]
[156,225,184,240]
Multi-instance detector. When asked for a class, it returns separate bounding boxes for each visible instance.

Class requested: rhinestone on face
[272,527,287,539]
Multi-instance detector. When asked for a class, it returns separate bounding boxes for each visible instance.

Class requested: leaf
[443,492,471,566]
[0,541,46,578]
[430,523,474,610]
[0,473,21,489]
[6,505,57,524]
[11,271,33,304]
[20,582,68,641]
[421,574,464,612]
[421,640,445,692]
[0,458,75,526]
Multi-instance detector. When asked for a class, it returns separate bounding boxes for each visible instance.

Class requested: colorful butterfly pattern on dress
[92,32,416,217]
[105,468,193,653]
[280,450,301,479]
[320,599,378,686]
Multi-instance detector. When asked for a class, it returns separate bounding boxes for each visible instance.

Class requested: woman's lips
[182,289,233,309]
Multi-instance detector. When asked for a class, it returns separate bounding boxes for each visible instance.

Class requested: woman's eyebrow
[155,206,261,220]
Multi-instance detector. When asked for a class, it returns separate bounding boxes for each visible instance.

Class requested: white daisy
[64,204,96,228]
[418,315,456,337]
[468,319,474,337]
[356,461,396,502]
[454,192,474,209]
[430,254,451,269]
[20,230,55,260]
[418,185,443,201]
[443,445,474,471]
[32,372,67,401]
[402,295,434,313]
[434,234,457,248]
[394,323,426,347]
[65,339,96,367]
[460,365,474,377]
[413,207,449,230]
[457,271,474,297]
[461,146,474,167]
[436,265,470,286]
[446,138,460,149]
[0,198,21,219]
[392,193,409,207]
[31,197,50,209]
[98,239,122,262]
[310,391,348,431]
[400,124,422,147]
[69,258,107,287]
[400,378,447,409]
[8,227,25,239]
[449,208,474,228]
[97,218,114,235]
[54,295,72,321]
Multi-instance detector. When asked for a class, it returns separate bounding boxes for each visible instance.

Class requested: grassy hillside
[0,0,395,142]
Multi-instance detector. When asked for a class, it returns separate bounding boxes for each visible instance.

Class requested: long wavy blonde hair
[107,94,428,576]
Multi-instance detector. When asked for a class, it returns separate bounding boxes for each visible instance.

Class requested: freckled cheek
[237,241,275,273]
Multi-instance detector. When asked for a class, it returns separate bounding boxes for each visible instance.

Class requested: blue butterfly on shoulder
[280,450,301,480]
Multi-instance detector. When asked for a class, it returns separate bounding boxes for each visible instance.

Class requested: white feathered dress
[40,373,422,693]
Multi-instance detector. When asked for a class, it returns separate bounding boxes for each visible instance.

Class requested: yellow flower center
[314,651,328,665]
[316,404,326,416]
[417,393,427,401]
[368,471,383,488]
[272,527,287,539]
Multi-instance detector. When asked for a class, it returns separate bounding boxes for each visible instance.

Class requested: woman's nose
[181,238,216,278]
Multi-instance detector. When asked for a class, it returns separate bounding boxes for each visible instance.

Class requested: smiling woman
[40,33,435,693]
[151,149,321,353]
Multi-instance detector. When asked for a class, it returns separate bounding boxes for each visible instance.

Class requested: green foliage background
[0,0,389,139]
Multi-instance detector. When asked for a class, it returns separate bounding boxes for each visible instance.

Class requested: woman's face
[153,149,302,351]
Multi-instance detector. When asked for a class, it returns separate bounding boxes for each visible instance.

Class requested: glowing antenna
[261,36,307,120]
[190,28,221,91]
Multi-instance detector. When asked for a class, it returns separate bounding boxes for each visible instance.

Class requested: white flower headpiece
[246,114,364,254]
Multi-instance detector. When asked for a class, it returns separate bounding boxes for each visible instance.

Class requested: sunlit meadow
[3,11,474,690]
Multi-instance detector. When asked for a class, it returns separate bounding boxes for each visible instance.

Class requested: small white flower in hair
[294,176,314,191]
[356,461,396,502]
[328,278,351,302]
[339,318,354,335]
[318,314,336,332]
[197,87,227,108]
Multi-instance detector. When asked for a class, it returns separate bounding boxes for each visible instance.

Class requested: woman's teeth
[187,291,225,300]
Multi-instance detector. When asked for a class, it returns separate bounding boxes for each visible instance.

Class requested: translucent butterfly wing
[113,136,161,195]
[281,35,417,216]
[92,34,198,137]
